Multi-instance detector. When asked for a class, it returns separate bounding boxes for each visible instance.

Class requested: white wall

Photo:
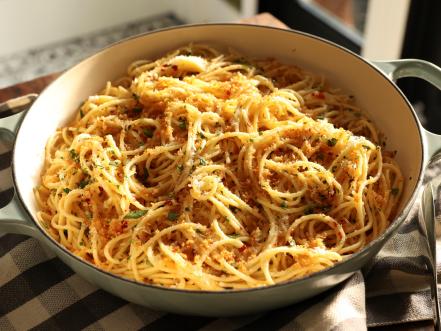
[172,0,241,23]
[0,0,256,57]
[0,0,168,56]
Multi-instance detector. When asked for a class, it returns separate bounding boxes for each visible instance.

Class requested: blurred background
[1,0,440,132]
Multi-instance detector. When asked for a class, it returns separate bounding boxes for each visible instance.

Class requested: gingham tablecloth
[0,117,438,331]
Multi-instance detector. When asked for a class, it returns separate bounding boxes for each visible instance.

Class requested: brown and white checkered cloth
[0,117,438,330]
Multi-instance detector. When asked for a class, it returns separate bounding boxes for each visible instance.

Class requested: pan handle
[0,195,37,236]
[0,99,38,236]
[0,93,38,119]
[373,59,441,161]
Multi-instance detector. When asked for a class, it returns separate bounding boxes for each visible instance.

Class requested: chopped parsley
[132,92,139,101]
[96,163,104,169]
[327,138,338,147]
[63,188,71,194]
[228,234,241,238]
[178,118,187,130]
[320,205,331,213]
[391,188,399,196]
[124,210,147,219]
[78,178,90,189]
[80,109,84,118]
[234,57,250,65]
[143,128,154,138]
[304,206,315,215]
[142,170,149,182]
[331,165,337,173]
[167,211,179,221]
[199,132,206,139]
[69,149,79,162]
[199,158,207,166]
[177,164,184,172]
[280,201,288,209]
[133,107,142,114]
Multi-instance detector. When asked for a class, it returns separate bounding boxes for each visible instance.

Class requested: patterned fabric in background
[0,13,183,88]
[0,114,440,330]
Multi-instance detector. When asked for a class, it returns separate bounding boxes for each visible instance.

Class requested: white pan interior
[13,24,423,225]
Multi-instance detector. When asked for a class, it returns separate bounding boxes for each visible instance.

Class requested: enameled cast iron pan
[1,24,441,316]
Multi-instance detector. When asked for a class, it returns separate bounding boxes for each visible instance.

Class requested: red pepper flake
[171,65,178,71]
[122,220,128,229]
[312,91,325,99]
[167,211,179,221]
[238,244,247,253]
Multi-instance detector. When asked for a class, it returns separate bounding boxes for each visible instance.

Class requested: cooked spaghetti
[35,44,403,290]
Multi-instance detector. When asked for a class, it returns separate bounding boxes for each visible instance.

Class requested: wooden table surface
[0,12,434,331]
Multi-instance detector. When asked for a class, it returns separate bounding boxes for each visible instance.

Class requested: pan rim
[11,22,426,295]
